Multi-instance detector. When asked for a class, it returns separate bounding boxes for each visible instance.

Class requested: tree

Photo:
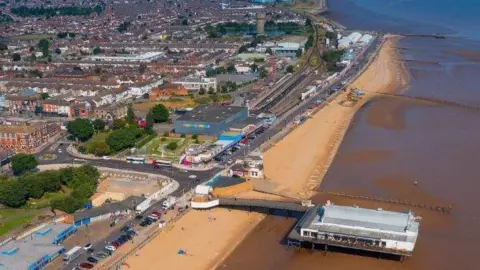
[142,93,150,99]
[0,43,7,51]
[0,180,27,208]
[226,64,237,73]
[182,18,188,25]
[259,67,268,79]
[250,63,258,72]
[126,104,136,125]
[166,141,178,151]
[92,119,106,132]
[150,104,170,123]
[265,47,273,55]
[67,118,94,142]
[92,46,102,55]
[205,67,216,77]
[191,134,198,140]
[40,93,49,100]
[12,53,21,61]
[37,170,61,193]
[30,53,36,62]
[208,87,215,94]
[54,48,61,54]
[199,87,206,95]
[57,32,68,38]
[286,65,294,73]
[51,196,82,213]
[296,49,303,58]
[237,45,248,54]
[112,119,126,130]
[138,63,147,73]
[38,38,49,57]
[11,154,38,176]
[106,126,142,152]
[144,110,155,134]
[71,183,95,201]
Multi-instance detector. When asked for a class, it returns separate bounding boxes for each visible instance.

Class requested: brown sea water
[217,34,480,270]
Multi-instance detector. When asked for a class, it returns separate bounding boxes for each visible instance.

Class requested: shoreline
[120,36,409,270]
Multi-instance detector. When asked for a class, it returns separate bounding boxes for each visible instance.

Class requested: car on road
[58,148,62,153]
[86,257,99,264]
[179,169,188,172]
[188,174,197,179]
[83,243,92,251]
[79,262,94,269]
[102,156,110,160]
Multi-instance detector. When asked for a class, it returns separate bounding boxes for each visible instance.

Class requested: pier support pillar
[401,256,405,263]
[324,245,328,256]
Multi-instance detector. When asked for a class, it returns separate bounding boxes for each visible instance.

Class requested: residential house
[5,90,41,115]
[94,103,128,121]
[0,122,61,153]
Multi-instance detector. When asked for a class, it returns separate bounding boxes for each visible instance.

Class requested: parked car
[103,248,113,255]
[135,214,144,220]
[86,257,99,264]
[79,262,94,269]
[152,210,162,216]
[95,252,109,259]
[83,243,92,251]
[121,225,130,232]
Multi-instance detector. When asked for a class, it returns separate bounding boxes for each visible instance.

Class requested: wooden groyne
[403,34,446,39]
[326,191,453,214]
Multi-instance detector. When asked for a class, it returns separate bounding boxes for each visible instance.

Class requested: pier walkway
[217,197,308,212]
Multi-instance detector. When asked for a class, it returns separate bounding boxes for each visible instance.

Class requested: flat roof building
[88,52,164,63]
[290,202,420,257]
[0,222,76,270]
[174,105,248,136]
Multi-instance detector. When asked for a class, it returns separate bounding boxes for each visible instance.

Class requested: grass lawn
[11,34,54,40]
[0,209,42,236]
[27,191,66,209]
[90,131,110,143]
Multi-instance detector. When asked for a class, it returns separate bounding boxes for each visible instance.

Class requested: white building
[299,202,420,256]
[89,52,164,63]
[173,77,217,93]
[338,32,363,49]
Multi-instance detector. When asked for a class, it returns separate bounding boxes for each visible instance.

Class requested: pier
[286,203,420,260]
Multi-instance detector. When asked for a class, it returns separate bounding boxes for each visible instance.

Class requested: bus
[63,246,82,264]
[153,159,172,168]
[126,156,145,164]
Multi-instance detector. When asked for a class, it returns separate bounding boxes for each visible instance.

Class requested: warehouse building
[174,105,248,136]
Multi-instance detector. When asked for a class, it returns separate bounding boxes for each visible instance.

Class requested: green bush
[166,141,178,151]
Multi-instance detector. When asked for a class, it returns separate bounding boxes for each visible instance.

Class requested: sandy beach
[264,35,408,196]
[122,36,408,270]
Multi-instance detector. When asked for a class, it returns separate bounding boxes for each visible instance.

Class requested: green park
[0,153,101,236]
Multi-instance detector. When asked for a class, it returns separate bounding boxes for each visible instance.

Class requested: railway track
[253,23,322,114]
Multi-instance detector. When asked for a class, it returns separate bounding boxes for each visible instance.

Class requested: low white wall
[191,199,220,209]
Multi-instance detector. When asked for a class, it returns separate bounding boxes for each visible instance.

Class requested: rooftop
[73,195,143,221]
[176,104,247,123]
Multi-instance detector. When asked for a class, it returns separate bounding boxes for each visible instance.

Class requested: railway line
[252,23,322,114]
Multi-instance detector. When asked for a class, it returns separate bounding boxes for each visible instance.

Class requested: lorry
[63,246,83,264]
[162,196,177,210]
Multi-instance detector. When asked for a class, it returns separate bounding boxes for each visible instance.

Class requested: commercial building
[174,105,248,136]
[0,122,61,153]
[257,13,266,35]
[0,222,76,270]
[272,42,304,55]
[290,202,420,257]
[173,77,217,94]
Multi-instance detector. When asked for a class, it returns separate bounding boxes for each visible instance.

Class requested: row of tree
[0,154,99,213]
[57,32,76,39]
